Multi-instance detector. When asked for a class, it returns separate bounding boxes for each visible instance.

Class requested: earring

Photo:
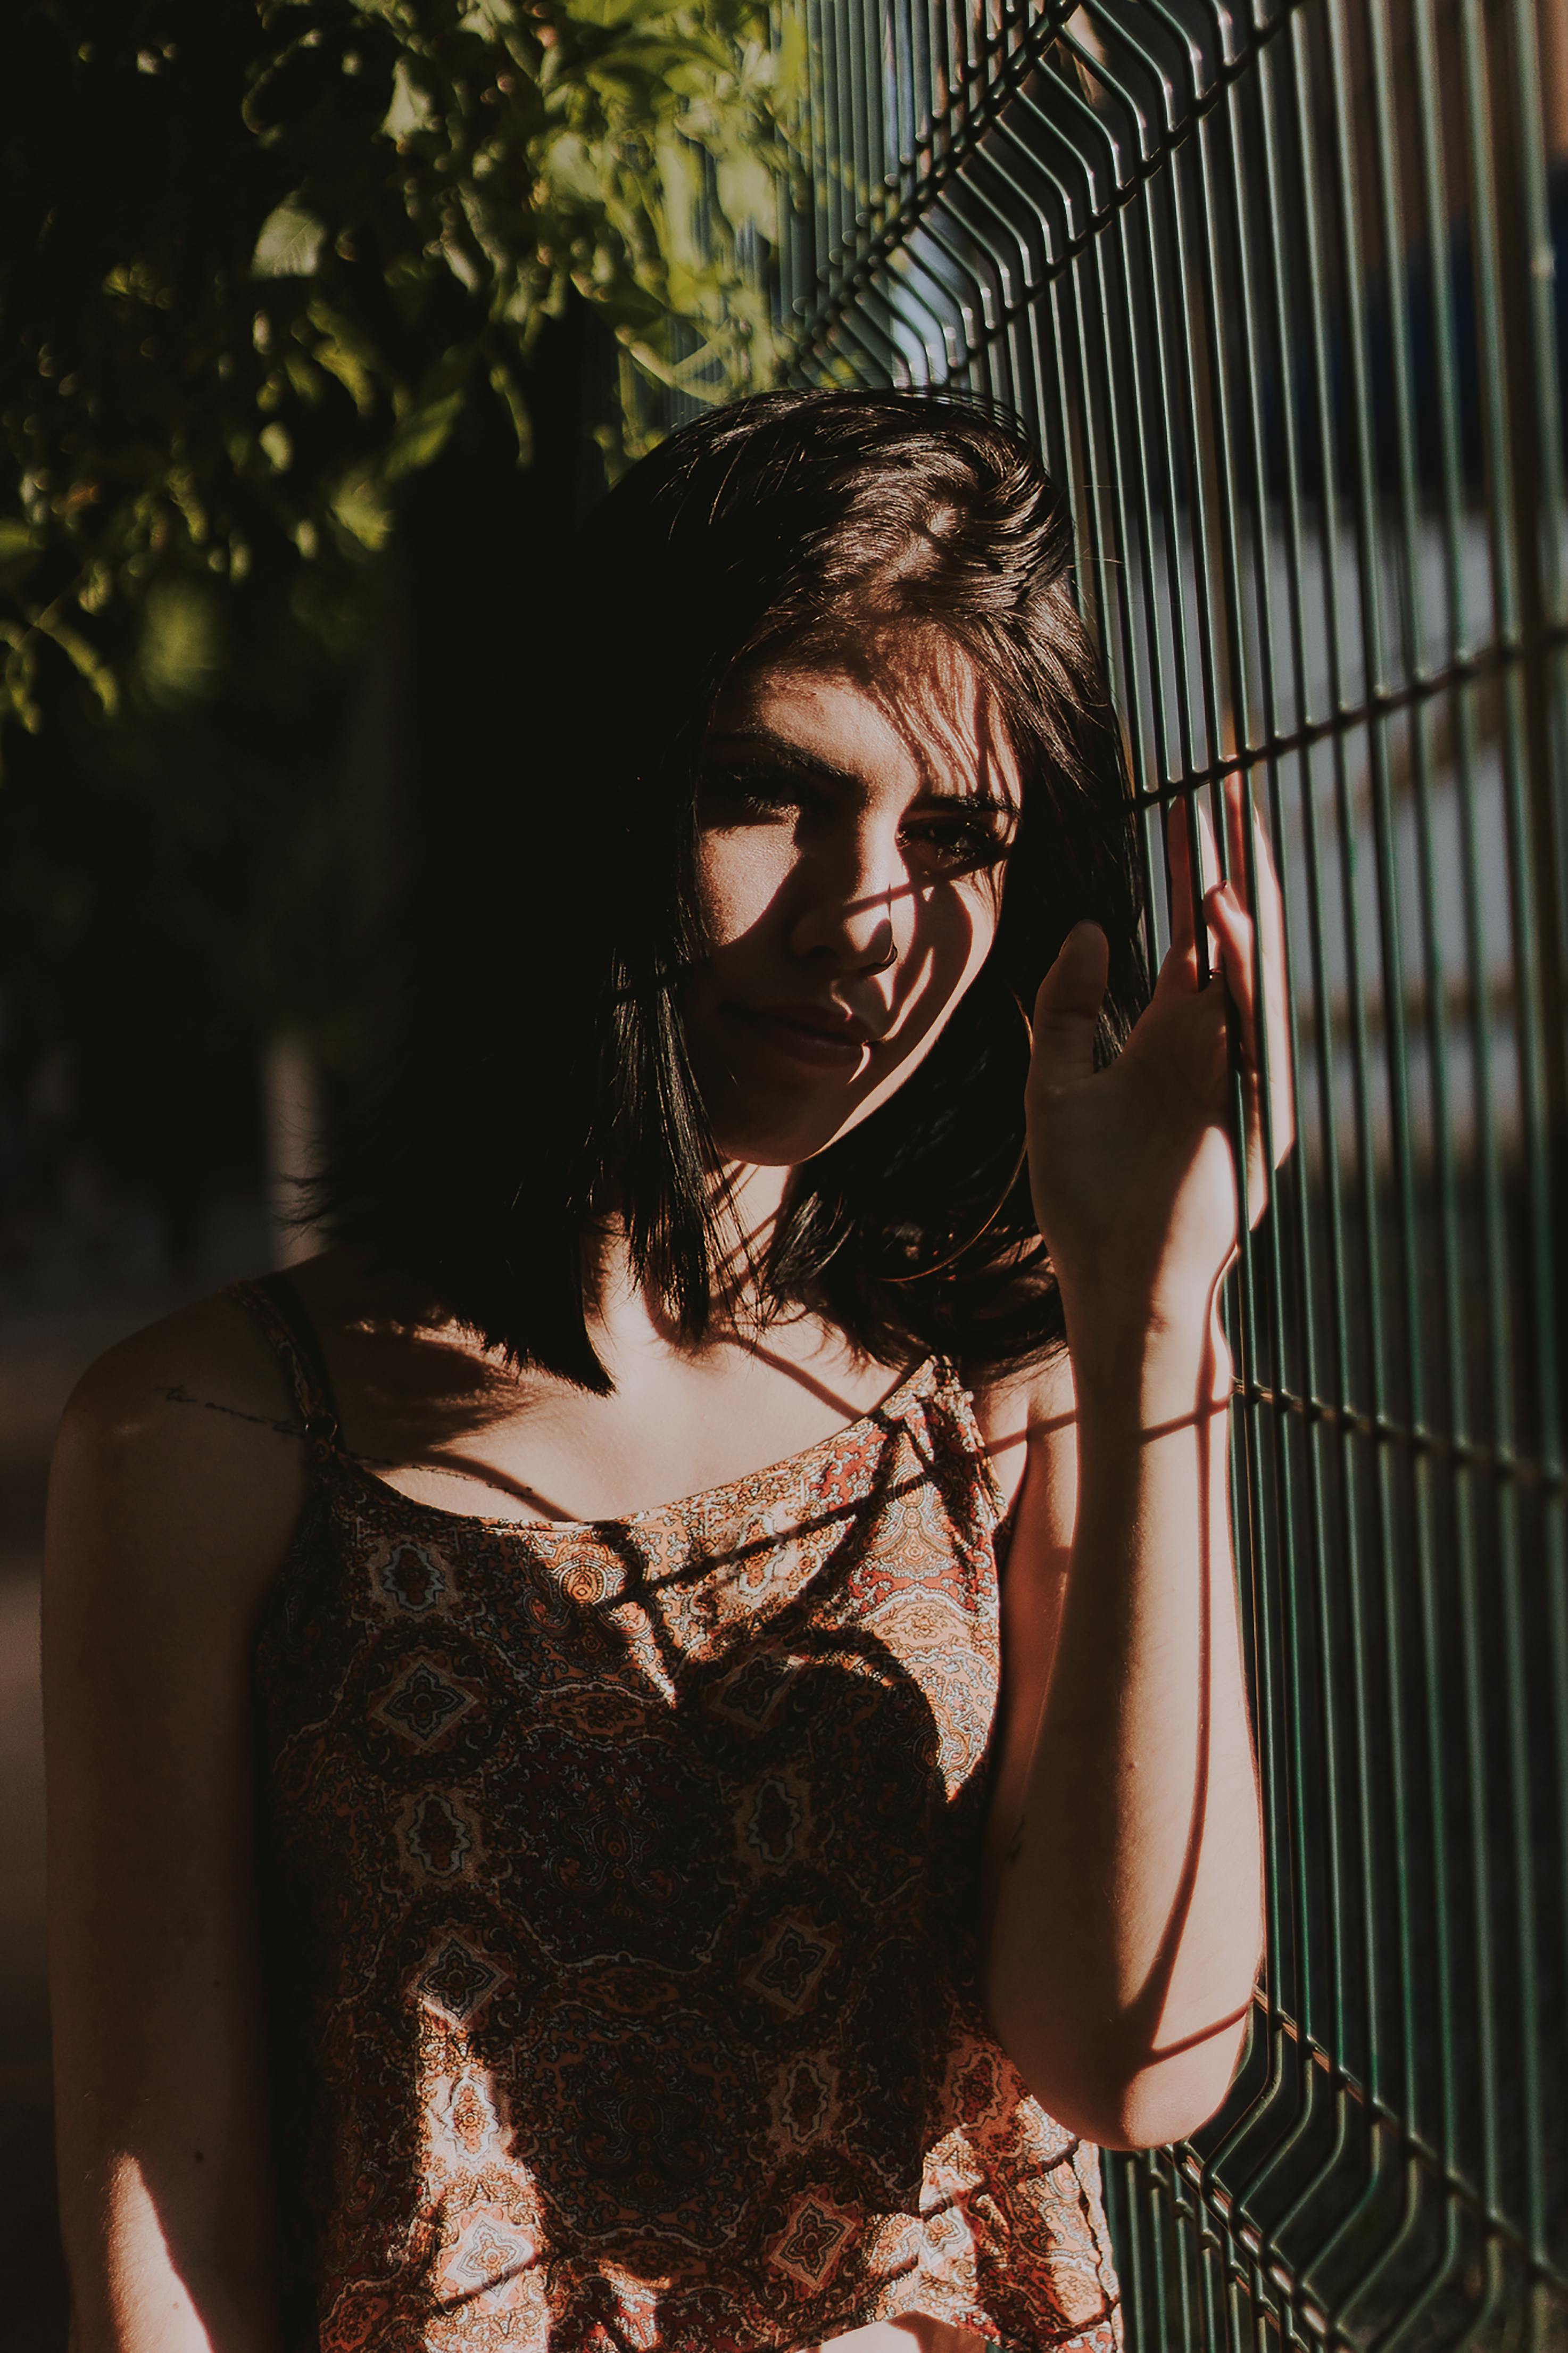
[885,988,1035,1285]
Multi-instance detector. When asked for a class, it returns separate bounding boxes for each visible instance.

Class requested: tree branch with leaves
[1,0,796,732]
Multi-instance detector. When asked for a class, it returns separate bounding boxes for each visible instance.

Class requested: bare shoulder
[967,1345,1078,1523]
[60,1283,297,1437]
[967,1344,1076,1449]
[47,1287,310,1642]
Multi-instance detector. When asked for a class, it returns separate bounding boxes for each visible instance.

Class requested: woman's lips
[723,1000,874,1070]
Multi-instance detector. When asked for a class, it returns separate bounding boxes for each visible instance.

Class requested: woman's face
[685,625,1022,1167]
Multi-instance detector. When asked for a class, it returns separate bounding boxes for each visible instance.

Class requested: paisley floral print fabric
[235,1274,1123,2353]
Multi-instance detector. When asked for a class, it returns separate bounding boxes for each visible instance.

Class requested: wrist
[1061,1289,1233,1422]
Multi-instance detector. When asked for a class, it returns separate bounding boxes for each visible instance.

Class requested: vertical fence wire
[753,1,1568,2344]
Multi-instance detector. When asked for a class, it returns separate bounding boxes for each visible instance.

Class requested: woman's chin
[696,1066,852,1166]
[707,1065,913,1166]
[709,1118,843,1169]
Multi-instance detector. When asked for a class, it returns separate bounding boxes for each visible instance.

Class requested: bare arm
[981,1322,1259,2151]
[45,1306,304,2352]
[981,781,1290,2149]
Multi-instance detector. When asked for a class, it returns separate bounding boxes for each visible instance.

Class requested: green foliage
[1,0,794,734]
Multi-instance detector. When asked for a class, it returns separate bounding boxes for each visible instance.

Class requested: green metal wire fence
[687,1,1568,2343]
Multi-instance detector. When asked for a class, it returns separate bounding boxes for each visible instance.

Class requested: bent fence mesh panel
[708,1,1568,2344]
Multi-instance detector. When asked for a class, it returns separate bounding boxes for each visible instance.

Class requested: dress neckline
[331,1350,950,1538]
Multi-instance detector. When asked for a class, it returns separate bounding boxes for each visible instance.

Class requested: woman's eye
[698,768,1011,874]
[903,815,1011,874]
[698,767,803,821]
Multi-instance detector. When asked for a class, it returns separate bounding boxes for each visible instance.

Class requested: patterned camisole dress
[234,1272,1122,2353]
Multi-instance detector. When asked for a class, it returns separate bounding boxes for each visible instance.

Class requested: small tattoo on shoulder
[156,1382,300,1439]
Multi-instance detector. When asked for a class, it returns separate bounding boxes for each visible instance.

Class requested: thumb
[1030,921,1109,1090]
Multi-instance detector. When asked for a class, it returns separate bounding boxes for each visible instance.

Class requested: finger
[1167,795,1222,941]
[1250,792,1287,947]
[1194,794,1222,896]
[1194,798,1226,979]
[1209,879,1293,1208]
[1222,774,1251,907]
[1206,882,1258,1066]
[1156,806,1210,1008]
[1242,794,1295,1162]
[1220,780,1296,1165]
[1227,778,1288,977]
[1227,788,1286,978]
[1166,798,1196,956]
[1030,921,1110,1090]
[1204,875,1273,1224]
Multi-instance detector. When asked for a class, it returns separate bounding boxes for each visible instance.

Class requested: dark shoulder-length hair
[322,387,1148,1390]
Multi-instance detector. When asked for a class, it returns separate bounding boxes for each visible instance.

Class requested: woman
[45,391,1289,2353]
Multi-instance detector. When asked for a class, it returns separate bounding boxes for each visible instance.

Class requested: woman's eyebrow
[704,724,1018,817]
[702,724,856,789]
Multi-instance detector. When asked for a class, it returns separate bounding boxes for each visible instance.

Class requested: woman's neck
[582,1157,799,1377]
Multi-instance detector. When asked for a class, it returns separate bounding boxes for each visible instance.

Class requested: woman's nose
[787,825,903,973]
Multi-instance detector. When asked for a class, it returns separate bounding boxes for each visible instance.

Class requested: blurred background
[1,5,786,2340]
[5,3,1567,2349]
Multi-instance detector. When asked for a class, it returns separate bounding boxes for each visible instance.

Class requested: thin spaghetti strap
[226,1271,346,1460]
[931,1353,1008,1536]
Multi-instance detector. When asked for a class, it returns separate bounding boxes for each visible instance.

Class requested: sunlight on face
[685,624,1022,1167]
